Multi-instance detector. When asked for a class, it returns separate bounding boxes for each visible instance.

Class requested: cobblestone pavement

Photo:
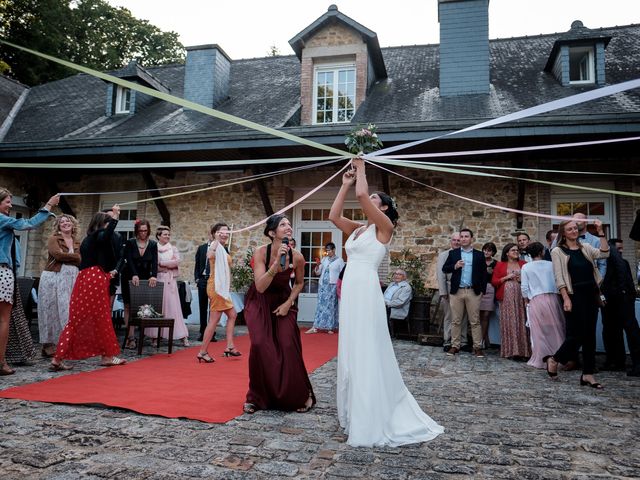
[1,325,639,479]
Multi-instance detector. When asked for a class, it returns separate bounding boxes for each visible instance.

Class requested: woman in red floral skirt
[50,205,126,371]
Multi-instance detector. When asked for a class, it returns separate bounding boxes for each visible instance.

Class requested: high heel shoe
[580,375,604,389]
[223,347,242,357]
[197,352,215,363]
[543,355,558,379]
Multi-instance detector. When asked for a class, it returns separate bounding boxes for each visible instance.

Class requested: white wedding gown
[337,224,444,447]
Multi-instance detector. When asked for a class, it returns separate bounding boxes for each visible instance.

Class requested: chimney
[184,44,231,108]
[438,0,490,96]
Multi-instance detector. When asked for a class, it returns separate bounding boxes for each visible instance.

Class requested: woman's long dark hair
[374,191,399,226]
[87,212,111,235]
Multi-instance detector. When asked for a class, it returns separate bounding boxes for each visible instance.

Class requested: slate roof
[1,23,639,147]
[0,75,28,130]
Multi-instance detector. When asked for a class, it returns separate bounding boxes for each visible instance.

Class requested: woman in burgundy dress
[243,214,315,414]
[50,205,126,370]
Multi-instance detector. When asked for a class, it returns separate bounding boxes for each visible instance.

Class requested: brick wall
[300,23,367,125]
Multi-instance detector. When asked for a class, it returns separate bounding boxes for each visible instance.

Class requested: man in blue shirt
[442,228,488,357]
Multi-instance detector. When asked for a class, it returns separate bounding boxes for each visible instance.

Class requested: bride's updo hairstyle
[374,192,399,227]
[263,214,286,240]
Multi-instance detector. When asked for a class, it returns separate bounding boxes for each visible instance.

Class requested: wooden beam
[252,165,274,217]
[141,171,171,227]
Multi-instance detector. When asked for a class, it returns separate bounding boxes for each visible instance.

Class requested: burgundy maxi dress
[243,249,315,411]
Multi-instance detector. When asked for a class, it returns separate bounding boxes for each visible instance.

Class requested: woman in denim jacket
[0,188,59,375]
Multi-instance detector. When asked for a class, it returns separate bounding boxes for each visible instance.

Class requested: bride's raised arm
[352,159,393,243]
[329,164,362,236]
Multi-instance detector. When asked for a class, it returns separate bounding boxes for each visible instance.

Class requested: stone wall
[2,166,639,288]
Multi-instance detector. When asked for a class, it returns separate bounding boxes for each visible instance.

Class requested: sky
[105,0,640,59]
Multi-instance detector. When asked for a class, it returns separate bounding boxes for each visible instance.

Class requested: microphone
[280,237,289,270]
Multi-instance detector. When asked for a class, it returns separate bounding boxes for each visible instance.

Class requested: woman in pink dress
[492,243,531,360]
[520,242,565,369]
[148,226,189,346]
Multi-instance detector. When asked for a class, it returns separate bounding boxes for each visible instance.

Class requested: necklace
[136,239,148,252]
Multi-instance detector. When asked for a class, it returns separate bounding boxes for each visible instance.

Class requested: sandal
[101,357,127,367]
[125,337,137,350]
[49,361,73,372]
[0,363,15,376]
[543,355,558,379]
[580,375,604,390]
[305,327,318,334]
[243,403,257,414]
[296,393,315,413]
[223,347,242,357]
[182,338,190,347]
[197,352,215,363]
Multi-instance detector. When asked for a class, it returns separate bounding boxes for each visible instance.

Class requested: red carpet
[0,329,338,423]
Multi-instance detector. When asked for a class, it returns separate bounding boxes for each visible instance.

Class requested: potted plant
[231,247,254,294]
[389,248,433,339]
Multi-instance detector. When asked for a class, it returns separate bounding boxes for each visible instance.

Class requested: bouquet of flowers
[344,123,383,155]
[137,304,161,318]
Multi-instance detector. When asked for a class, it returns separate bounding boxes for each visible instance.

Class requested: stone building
[1,1,639,321]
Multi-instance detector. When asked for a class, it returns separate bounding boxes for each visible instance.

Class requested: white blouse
[520,260,558,300]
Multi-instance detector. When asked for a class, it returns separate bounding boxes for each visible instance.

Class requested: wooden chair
[123,280,175,355]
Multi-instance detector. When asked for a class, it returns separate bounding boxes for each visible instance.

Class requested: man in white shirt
[436,232,468,351]
[384,269,413,337]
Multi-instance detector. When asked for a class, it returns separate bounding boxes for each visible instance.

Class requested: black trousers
[602,293,640,368]
[554,284,598,375]
[197,280,209,335]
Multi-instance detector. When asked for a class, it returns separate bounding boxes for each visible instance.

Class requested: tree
[267,44,280,57]
[0,0,185,86]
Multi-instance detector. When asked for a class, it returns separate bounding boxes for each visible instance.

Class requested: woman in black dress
[121,219,158,349]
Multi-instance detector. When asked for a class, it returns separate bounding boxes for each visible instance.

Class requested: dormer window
[115,86,131,114]
[569,47,594,84]
[314,65,356,124]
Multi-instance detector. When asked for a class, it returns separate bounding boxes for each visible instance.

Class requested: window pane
[343,209,353,220]
[569,47,593,82]
[573,202,587,215]
[302,209,312,221]
[589,202,604,216]
[301,231,310,244]
[312,209,322,221]
[322,232,331,245]
[311,232,321,245]
[556,202,572,216]
[322,209,330,220]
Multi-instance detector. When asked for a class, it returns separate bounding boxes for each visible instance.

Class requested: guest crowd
[1,184,639,394]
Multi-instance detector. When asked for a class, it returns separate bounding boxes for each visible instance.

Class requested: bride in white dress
[329,158,444,447]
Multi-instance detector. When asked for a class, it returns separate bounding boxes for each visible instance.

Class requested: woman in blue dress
[306,242,344,334]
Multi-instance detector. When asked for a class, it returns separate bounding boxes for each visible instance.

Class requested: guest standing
[50,206,126,371]
[198,223,241,363]
[306,242,344,334]
[600,239,640,376]
[194,230,213,342]
[242,215,314,414]
[479,242,497,349]
[492,243,530,360]
[520,242,565,369]
[0,189,59,375]
[38,214,81,358]
[149,226,190,346]
[545,219,609,388]
[121,219,158,349]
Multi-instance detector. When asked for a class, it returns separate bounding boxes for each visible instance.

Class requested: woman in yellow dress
[197,223,241,362]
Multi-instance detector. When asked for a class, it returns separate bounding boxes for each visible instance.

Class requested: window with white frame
[115,86,131,113]
[100,193,138,240]
[551,193,614,237]
[314,65,356,124]
[569,47,594,84]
